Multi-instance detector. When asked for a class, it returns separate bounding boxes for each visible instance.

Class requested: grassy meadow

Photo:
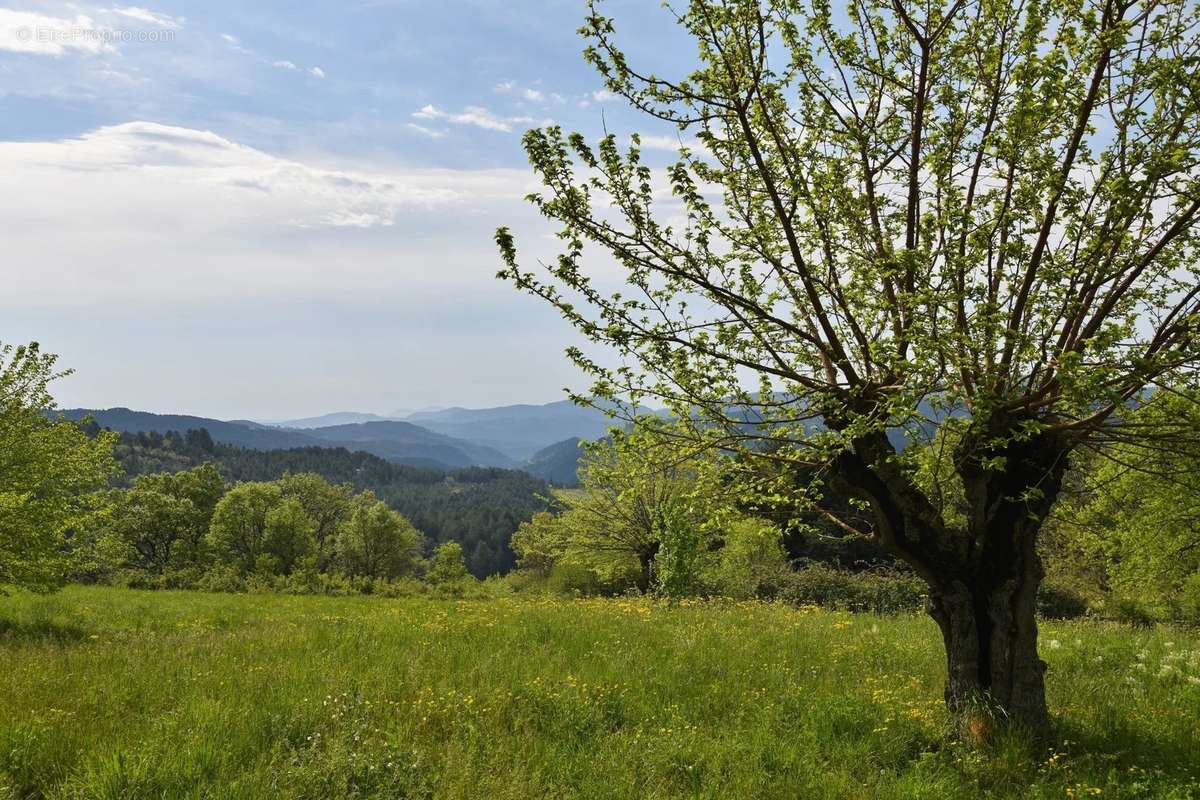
[0,587,1198,799]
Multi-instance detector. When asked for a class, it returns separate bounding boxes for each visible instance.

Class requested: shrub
[706,518,791,600]
[777,564,925,614]
[197,563,245,593]
[1037,581,1090,620]
[1109,596,1156,628]
[1167,573,1200,625]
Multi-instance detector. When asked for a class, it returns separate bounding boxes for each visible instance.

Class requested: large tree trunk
[829,422,1067,740]
[926,551,1049,738]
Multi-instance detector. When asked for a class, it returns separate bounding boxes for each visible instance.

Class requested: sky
[0,0,698,418]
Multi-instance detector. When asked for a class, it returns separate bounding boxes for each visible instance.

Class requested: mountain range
[61,401,606,482]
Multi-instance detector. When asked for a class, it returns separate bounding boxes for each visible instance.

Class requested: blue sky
[0,0,695,418]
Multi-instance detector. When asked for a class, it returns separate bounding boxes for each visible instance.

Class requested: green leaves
[0,342,117,592]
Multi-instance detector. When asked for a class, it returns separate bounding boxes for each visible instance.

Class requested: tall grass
[0,587,1197,799]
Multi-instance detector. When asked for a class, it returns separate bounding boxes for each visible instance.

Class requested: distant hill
[60,408,319,449]
[300,421,515,469]
[264,412,399,429]
[62,408,513,470]
[521,437,586,487]
[405,400,636,461]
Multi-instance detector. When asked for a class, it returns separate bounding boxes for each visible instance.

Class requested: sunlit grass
[1,587,1197,798]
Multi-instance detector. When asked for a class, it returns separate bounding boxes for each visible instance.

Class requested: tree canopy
[0,342,116,592]
[498,0,1200,733]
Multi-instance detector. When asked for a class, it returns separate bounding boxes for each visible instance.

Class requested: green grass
[0,587,1197,799]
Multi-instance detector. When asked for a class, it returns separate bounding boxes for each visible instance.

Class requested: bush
[777,564,925,614]
[1167,573,1200,625]
[1109,596,1156,628]
[197,564,245,593]
[706,518,791,600]
[1037,581,1089,620]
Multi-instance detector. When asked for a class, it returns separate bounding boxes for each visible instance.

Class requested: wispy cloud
[0,10,114,56]
[110,6,184,30]
[0,121,540,303]
[412,104,548,134]
[406,123,446,139]
[0,6,183,56]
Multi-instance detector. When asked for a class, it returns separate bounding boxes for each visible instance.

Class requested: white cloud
[413,104,525,133]
[273,60,325,78]
[0,122,543,307]
[406,123,446,138]
[0,10,114,56]
[522,88,544,102]
[110,6,184,29]
[0,121,477,228]
[592,89,617,102]
[637,134,704,152]
[493,80,515,93]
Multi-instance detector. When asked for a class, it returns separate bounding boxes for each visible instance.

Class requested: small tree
[206,482,283,572]
[278,472,354,567]
[0,342,116,592]
[106,464,225,573]
[335,492,423,580]
[426,541,470,585]
[262,498,317,575]
[499,0,1200,733]
[565,427,725,591]
[1054,388,1200,616]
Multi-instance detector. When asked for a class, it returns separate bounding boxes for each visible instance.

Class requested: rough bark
[829,419,1068,738]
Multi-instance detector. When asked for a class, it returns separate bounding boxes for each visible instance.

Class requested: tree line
[102,426,551,577]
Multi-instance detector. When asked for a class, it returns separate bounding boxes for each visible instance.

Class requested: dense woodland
[101,426,551,577]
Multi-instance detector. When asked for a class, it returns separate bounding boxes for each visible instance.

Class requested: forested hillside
[63,408,516,470]
[109,428,550,576]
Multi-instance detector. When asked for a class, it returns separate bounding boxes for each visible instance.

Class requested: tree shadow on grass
[1055,717,1200,786]
[0,618,91,645]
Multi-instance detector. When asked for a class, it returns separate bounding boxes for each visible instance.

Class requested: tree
[498,0,1200,733]
[0,342,116,592]
[277,472,354,566]
[560,428,728,591]
[511,428,735,592]
[1053,388,1200,616]
[206,482,284,572]
[426,541,470,585]
[334,491,423,579]
[108,464,225,572]
[105,487,200,574]
[262,498,317,575]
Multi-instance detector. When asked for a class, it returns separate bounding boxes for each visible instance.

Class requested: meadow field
[0,588,1197,799]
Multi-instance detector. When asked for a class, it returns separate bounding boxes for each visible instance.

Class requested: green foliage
[653,504,707,601]
[334,492,423,580]
[777,564,927,615]
[426,541,470,586]
[99,464,224,574]
[1052,390,1200,619]
[206,482,284,573]
[0,342,116,592]
[277,472,354,566]
[705,517,791,600]
[109,431,549,577]
[262,498,318,575]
